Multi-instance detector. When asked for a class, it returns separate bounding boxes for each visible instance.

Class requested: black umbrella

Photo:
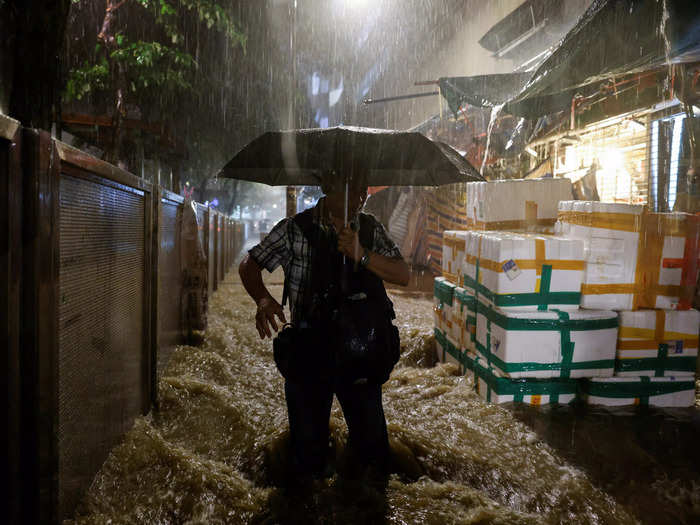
[218,125,483,187]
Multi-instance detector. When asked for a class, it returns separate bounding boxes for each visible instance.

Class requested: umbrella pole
[344,178,348,227]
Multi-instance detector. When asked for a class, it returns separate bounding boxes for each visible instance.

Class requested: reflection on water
[68,272,700,524]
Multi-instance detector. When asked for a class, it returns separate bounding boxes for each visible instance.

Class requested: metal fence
[2,117,243,524]
[1,114,22,525]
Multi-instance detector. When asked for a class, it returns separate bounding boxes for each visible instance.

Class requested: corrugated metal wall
[57,174,146,519]
[1,114,22,525]
[155,190,184,391]
[158,193,183,351]
[8,124,240,524]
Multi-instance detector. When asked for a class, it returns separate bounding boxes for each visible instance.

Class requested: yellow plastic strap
[478,258,584,273]
[618,338,698,350]
[557,210,642,232]
[473,218,556,230]
[443,235,466,251]
[443,270,459,284]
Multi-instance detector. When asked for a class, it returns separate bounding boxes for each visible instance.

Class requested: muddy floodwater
[68,269,700,524]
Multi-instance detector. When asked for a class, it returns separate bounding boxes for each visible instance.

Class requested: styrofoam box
[433,277,455,334]
[443,338,463,372]
[556,200,643,310]
[615,309,699,377]
[463,230,482,294]
[471,358,577,405]
[581,376,696,407]
[442,230,469,285]
[467,178,573,230]
[463,231,484,350]
[476,302,619,379]
[454,287,476,353]
[448,286,468,349]
[435,327,448,363]
[477,231,584,311]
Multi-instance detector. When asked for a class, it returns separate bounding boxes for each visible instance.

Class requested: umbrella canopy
[218,125,483,186]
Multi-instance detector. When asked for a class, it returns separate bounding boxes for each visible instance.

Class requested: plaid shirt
[249,204,402,323]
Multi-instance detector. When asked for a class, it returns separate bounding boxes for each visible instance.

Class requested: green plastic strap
[437,328,448,361]
[446,339,461,362]
[475,258,480,296]
[614,355,696,374]
[474,359,577,397]
[552,309,575,379]
[434,328,447,349]
[583,377,694,398]
[434,279,454,306]
[475,263,580,308]
[639,376,650,406]
[655,343,668,377]
[538,265,552,311]
[455,288,475,305]
[477,301,618,332]
[461,352,475,371]
[477,340,615,374]
[485,318,492,369]
[478,285,581,308]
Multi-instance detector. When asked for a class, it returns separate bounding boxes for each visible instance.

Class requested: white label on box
[502,259,522,281]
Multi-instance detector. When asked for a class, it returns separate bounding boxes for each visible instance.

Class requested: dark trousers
[285,378,389,478]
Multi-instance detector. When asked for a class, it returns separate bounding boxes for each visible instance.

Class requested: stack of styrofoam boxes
[470,230,619,405]
[556,201,700,407]
[435,178,577,379]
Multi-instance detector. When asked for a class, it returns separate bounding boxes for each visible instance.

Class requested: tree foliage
[63,0,251,172]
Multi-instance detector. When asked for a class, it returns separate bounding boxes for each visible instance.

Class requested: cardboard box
[615,309,699,377]
[475,301,619,379]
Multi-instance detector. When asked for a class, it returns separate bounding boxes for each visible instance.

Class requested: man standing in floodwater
[239,171,409,481]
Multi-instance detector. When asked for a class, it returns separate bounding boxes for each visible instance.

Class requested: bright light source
[600,148,623,172]
[668,114,686,210]
[525,147,538,158]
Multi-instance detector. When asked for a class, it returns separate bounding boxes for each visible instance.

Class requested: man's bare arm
[362,251,410,286]
[238,255,286,339]
[337,227,410,286]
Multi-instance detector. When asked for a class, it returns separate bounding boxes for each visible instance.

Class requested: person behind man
[238,170,409,480]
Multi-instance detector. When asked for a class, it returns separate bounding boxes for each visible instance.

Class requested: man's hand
[255,296,287,339]
[337,226,362,261]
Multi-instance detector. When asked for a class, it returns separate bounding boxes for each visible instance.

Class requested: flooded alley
[66,269,700,525]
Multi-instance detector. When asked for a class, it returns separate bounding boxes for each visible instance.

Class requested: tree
[0,0,72,129]
[64,0,247,167]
